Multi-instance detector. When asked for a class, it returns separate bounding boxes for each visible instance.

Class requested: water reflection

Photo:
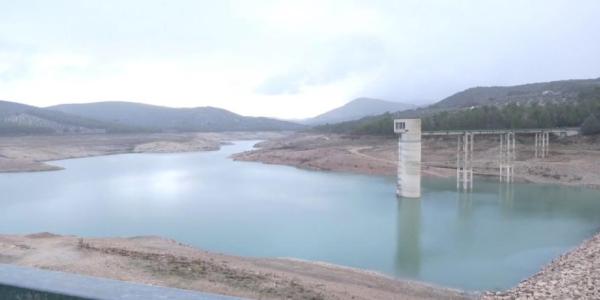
[1,142,600,291]
[458,190,473,218]
[499,183,514,212]
[395,199,422,277]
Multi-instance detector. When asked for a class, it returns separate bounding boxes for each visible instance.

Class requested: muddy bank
[483,232,600,299]
[232,133,600,189]
[0,132,284,173]
[0,233,472,300]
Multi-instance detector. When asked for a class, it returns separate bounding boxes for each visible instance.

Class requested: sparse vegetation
[581,114,600,135]
[0,100,304,135]
[0,100,144,135]
[314,86,600,135]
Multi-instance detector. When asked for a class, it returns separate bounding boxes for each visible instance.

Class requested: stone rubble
[483,232,600,299]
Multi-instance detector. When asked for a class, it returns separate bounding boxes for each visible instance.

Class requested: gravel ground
[483,232,600,299]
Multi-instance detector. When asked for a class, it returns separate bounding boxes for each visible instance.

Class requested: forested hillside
[50,102,304,132]
[432,78,600,109]
[0,101,142,135]
[314,86,600,136]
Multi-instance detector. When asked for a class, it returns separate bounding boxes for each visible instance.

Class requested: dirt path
[348,146,394,164]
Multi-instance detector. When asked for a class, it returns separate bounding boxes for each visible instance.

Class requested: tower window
[395,122,406,130]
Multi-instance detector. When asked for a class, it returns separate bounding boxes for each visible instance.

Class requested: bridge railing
[422,127,580,136]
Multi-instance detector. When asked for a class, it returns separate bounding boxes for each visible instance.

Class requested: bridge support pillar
[534,132,550,158]
[499,132,516,182]
[457,132,474,191]
[543,132,549,158]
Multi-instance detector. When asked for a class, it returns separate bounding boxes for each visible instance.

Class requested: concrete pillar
[456,135,461,189]
[534,133,538,158]
[394,119,422,198]
[469,133,474,190]
[541,132,546,158]
[510,132,516,182]
[545,132,550,157]
[534,132,550,159]
[499,134,504,182]
[499,132,516,183]
[457,132,474,191]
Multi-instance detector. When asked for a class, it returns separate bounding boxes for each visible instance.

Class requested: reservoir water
[1,140,599,291]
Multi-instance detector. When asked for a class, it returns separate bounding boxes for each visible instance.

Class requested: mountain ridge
[49,101,304,132]
[304,97,415,125]
[313,77,600,135]
[433,77,600,109]
[0,100,141,135]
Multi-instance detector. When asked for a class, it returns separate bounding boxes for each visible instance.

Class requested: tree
[581,114,600,135]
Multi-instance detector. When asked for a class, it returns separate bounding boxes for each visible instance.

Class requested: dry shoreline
[232,133,600,190]
[230,132,600,298]
[3,132,598,189]
[1,131,599,299]
[2,232,598,299]
[0,132,283,173]
[0,233,473,300]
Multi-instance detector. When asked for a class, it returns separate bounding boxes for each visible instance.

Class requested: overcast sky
[1,0,599,118]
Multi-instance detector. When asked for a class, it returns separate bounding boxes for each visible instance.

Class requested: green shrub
[581,114,600,135]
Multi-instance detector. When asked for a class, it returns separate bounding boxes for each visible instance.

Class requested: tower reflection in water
[395,198,422,277]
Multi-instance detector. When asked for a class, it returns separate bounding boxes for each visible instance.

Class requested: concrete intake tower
[394,119,422,198]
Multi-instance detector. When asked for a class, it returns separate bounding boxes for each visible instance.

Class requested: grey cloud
[255,71,307,95]
[1,0,600,117]
[256,36,386,95]
[0,41,36,81]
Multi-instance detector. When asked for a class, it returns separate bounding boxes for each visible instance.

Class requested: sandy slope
[0,233,473,300]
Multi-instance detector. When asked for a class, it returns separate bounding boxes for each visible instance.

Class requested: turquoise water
[1,140,599,291]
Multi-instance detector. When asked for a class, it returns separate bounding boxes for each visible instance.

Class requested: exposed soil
[0,132,284,173]
[2,132,599,299]
[232,133,600,189]
[0,233,473,300]
[232,133,600,299]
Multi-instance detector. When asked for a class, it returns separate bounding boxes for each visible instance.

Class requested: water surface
[1,140,599,291]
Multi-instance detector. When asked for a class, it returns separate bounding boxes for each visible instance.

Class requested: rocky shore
[483,232,600,299]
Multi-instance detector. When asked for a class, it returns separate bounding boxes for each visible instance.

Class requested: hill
[0,100,140,135]
[304,98,415,125]
[314,78,600,135]
[49,101,303,132]
[433,78,600,109]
